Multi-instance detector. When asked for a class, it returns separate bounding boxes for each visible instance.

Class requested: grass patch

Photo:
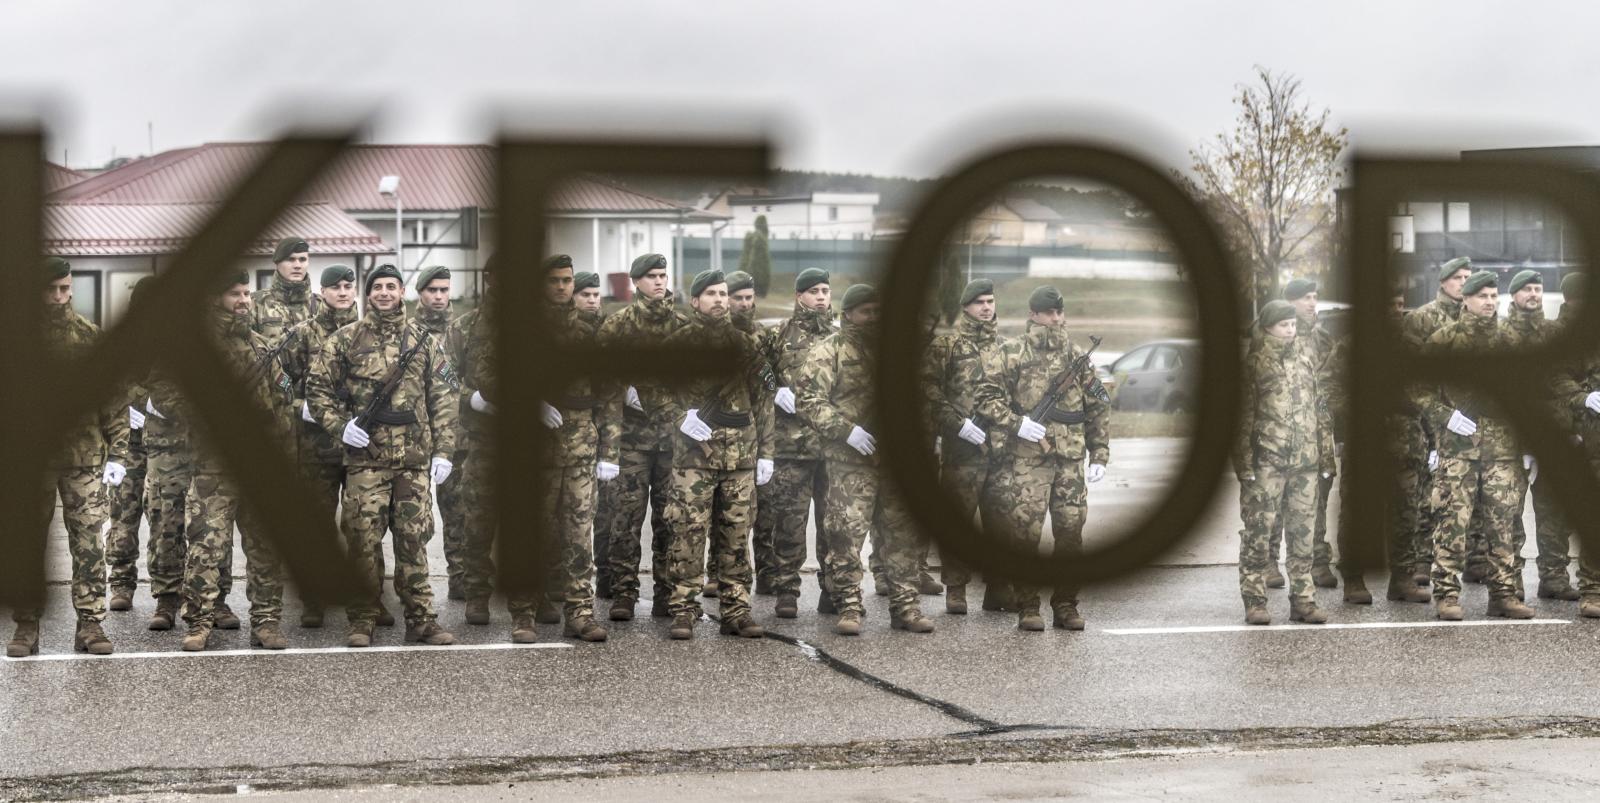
[1108,411,1192,439]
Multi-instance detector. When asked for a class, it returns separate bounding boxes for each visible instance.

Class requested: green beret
[630,253,667,280]
[1508,270,1541,294]
[1282,278,1317,301]
[960,278,994,307]
[1561,272,1587,299]
[273,237,309,264]
[543,254,574,271]
[841,283,878,311]
[1028,285,1064,313]
[690,269,726,299]
[366,263,402,295]
[1259,300,1297,330]
[795,267,830,293]
[573,271,600,292]
[1439,256,1472,283]
[130,274,156,305]
[725,270,755,293]
[1462,270,1497,297]
[414,265,450,292]
[219,269,250,292]
[43,256,71,282]
[320,264,355,288]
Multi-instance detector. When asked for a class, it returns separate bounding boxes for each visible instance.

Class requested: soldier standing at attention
[252,237,320,345]
[105,276,156,612]
[753,268,835,619]
[6,258,130,658]
[573,271,604,319]
[1273,279,1342,593]
[410,266,475,616]
[447,261,497,604]
[697,268,764,599]
[921,279,1006,615]
[597,254,691,621]
[1552,274,1600,618]
[307,264,458,648]
[973,286,1110,632]
[797,284,935,636]
[1402,257,1473,585]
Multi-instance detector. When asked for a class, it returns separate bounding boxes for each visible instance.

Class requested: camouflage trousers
[104,431,149,593]
[457,436,498,600]
[435,448,471,590]
[507,464,599,622]
[142,445,211,600]
[663,466,755,618]
[1330,457,1433,577]
[1430,457,1525,601]
[180,473,240,627]
[343,467,437,628]
[1575,459,1600,601]
[1238,462,1318,608]
[1529,475,1576,583]
[598,447,674,603]
[986,452,1086,613]
[752,457,827,596]
[292,461,359,610]
[821,462,922,617]
[13,467,109,624]
[1270,470,1334,571]
[936,457,988,587]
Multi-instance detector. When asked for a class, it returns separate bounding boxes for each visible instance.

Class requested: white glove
[774,386,797,415]
[957,418,985,446]
[680,409,713,442]
[128,406,145,430]
[342,419,371,448]
[101,461,126,487]
[430,456,453,485]
[1587,391,1600,414]
[596,461,620,483]
[300,401,314,423]
[1017,415,1047,443]
[847,425,877,456]
[144,398,166,420]
[1086,463,1106,484]
[1446,409,1477,437]
[756,458,775,486]
[541,402,564,429]
[1525,455,1538,485]
[470,390,496,415]
[626,386,644,412]
[1428,450,1439,472]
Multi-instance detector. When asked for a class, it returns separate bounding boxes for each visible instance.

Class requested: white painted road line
[3,641,574,663]
[1104,619,1572,635]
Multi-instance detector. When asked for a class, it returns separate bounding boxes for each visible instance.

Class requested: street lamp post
[378,175,402,275]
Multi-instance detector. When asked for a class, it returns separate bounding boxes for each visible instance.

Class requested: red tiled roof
[50,142,721,217]
[45,162,87,193]
[45,202,390,257]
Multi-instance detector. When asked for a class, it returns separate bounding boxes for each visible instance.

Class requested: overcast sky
[4,0,1597,177]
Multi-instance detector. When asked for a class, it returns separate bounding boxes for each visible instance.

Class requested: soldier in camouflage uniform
[1402,257,1473,585]
[573,271,604,318]
[797,284,935,635]
[139,367,209,632]
[694,269,764,600]
[252,237,321,345]
[6,258,130,658]
[752,268,835,618]
[1272,279,1341,592]
[597,254,691,621]
[921,278,1007,616]
[1551,274,1600,618]
[973,286,1110,631]
[410,266,476,613]
[1416,271,1536,620]
[279,265,362,627]
[641,269,774,639]
[449,261,497,606]
[105,279,156,612]
[307,264,459,648]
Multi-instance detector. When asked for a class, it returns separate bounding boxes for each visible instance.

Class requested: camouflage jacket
[974,322,1111,465]
[796,320,880,467]
[922,313,1006,466]
[250,273,321,346]
[1552,308,1600,458]
[1416,312,1524,462]
[1401,290,1462,348]
[449,304,492,447]
[1323,333,1425,463]
[306,306,459,470]
[1236,332,1334,475]
[643,309,774,471]
[761,305,836,460]
[596,292,691,453]
[42,303,130,469]
[732,309,763,337]
[280,303,359,464]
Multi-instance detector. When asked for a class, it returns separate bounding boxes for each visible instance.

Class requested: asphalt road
[4,437,1594,800]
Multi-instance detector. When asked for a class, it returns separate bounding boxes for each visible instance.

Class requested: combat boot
[609,596,636,622]
[1487,596,1535,620]
[346,622,373,648]
[181,624,211,652]
[300,604,324,629]
[375,600,396,627]
[594,573,613,600]
[1462,564,1487,585]
[1052,604,1085,631]
[916,573,944,596]
[873,573,890,597]
[754,575,774,596]
[109,588,134,611]
[405,620,455,645]
[833,610,863,636]
[1538,577,1582,601]
[1580,598,1600,618]
[702,579,719,598]
[720,614,765,638]
[1413,565,1431,587]
[447,578,466,602]
[250,621,287,650]
[651,597,671,618]
[1017,609,1045,632]
[981,584,1013,612]
[1435,595,1464,621]
[147,595,178,631]
[1289,602,1327,624]
[945,585,968,615]
[1244,606,1271,626]
[1264,563,1286,589]
[510,616,537,643]
[1342,573,1373,605]
[213,602,241,630]
[669,611,697,640]
[536,599,561,625]
[1311,565,1339,589]
[817,593,837,615]
[465,597,491,626]
[6,621,39,657]
[775,594,799,619]
[564,615,608,642]
[1387,573,1430,603]
[890,610,934,633]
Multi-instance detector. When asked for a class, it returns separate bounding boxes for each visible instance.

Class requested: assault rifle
[354,329,433,445]
[1027,334,1109,425]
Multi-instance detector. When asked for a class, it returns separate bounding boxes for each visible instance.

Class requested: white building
[703,190,880,240]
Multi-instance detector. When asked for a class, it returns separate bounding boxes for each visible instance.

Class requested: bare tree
[1180,67,1347,311]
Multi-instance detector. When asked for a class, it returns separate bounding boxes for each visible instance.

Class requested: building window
[70,271,100,325]
[828,205,839,221]
[765,205,773,212]
[410,220,432,244]
[1446,202,1471,233]
[1409,202,1445,233]
[631,231,645,248]
[988,222,1001,237]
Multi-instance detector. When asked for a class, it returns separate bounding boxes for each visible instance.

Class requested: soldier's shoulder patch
[433,359,462,392]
